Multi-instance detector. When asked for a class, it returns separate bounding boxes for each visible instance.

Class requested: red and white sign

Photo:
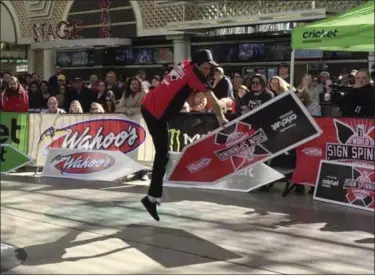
[292,118,375,186]
[42,148,145,181]
[167,91,322,184]
[31,116,147,166]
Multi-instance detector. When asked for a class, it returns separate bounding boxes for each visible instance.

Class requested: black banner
[167,113,219,152]
[314,161,374,211]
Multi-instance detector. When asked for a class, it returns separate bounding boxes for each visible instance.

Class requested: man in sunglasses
[141,49,228,221]
[242,74,274,111]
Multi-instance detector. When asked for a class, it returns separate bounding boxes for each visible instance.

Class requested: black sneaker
[141,196,160,221]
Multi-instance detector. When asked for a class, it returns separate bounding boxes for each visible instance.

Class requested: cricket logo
[214,121,271,171]
[327,120,374,164]
[343,167,375,208]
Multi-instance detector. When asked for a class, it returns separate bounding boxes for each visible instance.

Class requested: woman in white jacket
[116,77,146,116]
[116,77,148,181]
[297,74,320,104]
[297,89,322,116]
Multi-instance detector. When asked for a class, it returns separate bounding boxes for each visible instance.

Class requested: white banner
[28,113,155,167]
[42,148,145,181]
[163,153,285,192]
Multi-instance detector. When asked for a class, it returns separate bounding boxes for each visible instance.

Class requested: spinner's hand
[217,116,228,128]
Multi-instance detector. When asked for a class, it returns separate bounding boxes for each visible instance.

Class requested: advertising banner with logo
[168,113,219,152]
[314,160,374,212]
[0,112,29,153]
[165,152,285,192]
[168,91,322,184]
[28,113,155,166]
[42,148,145,181]
[0,144,33,174]
[292,118,375,186]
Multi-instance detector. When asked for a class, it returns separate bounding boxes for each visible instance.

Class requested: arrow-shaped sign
[167,91,322,184]
[0,144,33,174]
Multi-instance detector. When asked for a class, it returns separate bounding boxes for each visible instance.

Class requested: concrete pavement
[1,175,374,274]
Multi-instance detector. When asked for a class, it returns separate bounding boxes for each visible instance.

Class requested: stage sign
[314,160,374,212]
[292,118,375,186]
[42,148,145,181]
[168,91,322,184]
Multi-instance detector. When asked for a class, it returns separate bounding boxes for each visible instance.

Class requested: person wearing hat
[65,76,94,112]
[242,74,274,111]
[211,67,234,100]
[57,74,66,85]
[141,49,228,221]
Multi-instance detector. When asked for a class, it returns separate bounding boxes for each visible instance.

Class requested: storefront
[4,0,370,80]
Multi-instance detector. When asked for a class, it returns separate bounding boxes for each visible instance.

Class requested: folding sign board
[167,91,322,185]
[314,160,374,212]
[164,152,285,192]
[42,148,145,182]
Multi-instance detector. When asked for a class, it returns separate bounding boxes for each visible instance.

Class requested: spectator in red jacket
[2,76,29,112]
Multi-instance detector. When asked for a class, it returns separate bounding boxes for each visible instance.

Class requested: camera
[329,83,353,95]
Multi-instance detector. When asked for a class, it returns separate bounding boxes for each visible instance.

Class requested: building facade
[0,0,368,80]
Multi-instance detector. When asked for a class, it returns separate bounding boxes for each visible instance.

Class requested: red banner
[168,92,321,184]
[292,118,375,186]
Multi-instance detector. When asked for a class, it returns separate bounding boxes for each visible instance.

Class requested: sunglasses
[251,81,261,85]
[105,99,111,102]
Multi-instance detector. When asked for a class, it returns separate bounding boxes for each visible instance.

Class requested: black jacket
[340,84,375,118]
[65,87,94,112]
[242,89,274,111]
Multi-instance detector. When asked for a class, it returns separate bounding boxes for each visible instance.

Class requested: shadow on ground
[2,175,374,243]
[16,225,240,269]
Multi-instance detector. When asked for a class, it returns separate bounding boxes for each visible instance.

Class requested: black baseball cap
[191,49,219,67]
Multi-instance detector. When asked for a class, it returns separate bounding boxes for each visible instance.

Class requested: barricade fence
[1,112,374,186]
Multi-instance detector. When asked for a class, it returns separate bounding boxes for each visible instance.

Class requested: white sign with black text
[42,148,145,181]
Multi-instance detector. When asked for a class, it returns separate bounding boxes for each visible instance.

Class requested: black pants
[141,106,169,198]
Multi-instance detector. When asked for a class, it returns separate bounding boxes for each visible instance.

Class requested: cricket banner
[28,113,155,166]
[168,113,219,152]
[292,118,375,186]
[0,112,29,154]
[314,160,374,212]
[0,144,33,174]
[168,91,322,184]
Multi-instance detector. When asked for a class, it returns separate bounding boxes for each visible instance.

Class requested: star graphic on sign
[215,122,270,171]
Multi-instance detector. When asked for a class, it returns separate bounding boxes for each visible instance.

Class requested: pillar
[27,45,35,73]
[43,49,55,79]
[167,35,191,65]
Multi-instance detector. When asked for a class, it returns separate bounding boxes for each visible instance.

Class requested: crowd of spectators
[1,59,374,185]
[1,62,374,118]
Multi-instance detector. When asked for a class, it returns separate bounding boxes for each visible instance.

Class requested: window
[16,64,28,72]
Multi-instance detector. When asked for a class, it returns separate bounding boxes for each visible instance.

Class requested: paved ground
[1,175,374,274]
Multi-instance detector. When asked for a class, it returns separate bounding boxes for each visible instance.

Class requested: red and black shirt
[142,60,209,120]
